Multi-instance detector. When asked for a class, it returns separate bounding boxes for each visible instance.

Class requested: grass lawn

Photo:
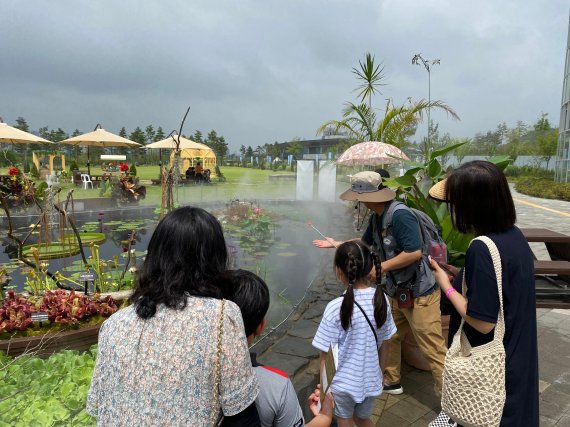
[2,165,299,205]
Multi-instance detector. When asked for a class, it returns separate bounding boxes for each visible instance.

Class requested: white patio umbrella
[145,135,211,150]
[60,124,141,175]
[145,135,212,166]
[0,120,52,145]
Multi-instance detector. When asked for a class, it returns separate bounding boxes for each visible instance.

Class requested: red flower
[8,167,19,176]
[119,163,129,172]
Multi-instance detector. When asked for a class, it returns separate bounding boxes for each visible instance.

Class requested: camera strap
[353,300,378,346]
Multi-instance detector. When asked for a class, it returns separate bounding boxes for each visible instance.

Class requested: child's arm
[307,385,334,427]
[379,340,391,374]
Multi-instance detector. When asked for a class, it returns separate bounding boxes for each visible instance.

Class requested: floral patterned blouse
[87,297,259,426]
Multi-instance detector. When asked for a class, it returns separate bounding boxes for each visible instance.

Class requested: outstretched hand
[312,238,337,249]
[308,385,334,420]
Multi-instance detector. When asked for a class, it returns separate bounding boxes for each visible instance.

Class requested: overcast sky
[1,0,569,152]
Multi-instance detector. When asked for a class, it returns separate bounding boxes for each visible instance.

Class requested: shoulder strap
[408,209,429,248]
[457,237,505,343]
[353,299,378,345]
[381,200,405,231]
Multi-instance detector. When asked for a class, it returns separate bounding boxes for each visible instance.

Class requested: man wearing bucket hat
[313,171,446,397]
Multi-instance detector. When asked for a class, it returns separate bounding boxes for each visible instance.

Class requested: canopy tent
[171,146,217,173]
[146,136,216,171]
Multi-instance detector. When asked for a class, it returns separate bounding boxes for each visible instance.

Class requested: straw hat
[339,171,396,203]
[428,178,448,201]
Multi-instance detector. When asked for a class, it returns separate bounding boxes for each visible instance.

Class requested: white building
[555,14,570,182]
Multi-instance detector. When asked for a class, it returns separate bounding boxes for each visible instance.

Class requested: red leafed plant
[0,291,35,332]
[119,163,129,172]
[0,289,118,334]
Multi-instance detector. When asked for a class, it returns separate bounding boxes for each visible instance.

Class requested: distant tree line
[414,113,559,169]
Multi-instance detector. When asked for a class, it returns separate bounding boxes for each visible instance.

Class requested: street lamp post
[412,53,440,157]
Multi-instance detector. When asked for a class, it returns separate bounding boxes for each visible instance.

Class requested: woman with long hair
[87,206,260,426]
[429,161,539,426]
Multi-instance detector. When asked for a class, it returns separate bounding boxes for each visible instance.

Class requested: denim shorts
[333,393,376,419]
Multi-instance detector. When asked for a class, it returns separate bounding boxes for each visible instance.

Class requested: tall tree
[119,127,128,138]
[318,54,459,154]
[14,117,29,132]
[193,130,203,143]
[129,127,146,145]
[154,126,165,142]
[216,136,228,163]
[145,125,155,144]
[352,52,386,108]
[534,114,558,169]
[72,129,82,137]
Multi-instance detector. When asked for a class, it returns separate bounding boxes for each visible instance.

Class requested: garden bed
[0,323,102,358]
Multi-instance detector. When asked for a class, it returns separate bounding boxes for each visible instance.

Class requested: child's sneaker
[383,383,404,395]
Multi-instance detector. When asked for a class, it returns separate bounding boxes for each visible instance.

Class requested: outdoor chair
[81,174,93,189]
[45,172,59,187]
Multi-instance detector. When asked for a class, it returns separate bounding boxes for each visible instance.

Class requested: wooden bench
[534,260,570,275]
[521,228,570,285]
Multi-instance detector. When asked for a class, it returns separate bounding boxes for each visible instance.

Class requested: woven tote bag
[441,236,506,427]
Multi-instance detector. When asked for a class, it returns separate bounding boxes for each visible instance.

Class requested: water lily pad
[254,251,268,257]
[277,252,297,257]
[22,243,81,260]
[63,233,106,245]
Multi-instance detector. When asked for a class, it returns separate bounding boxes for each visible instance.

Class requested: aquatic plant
[0,290,117,335]
[216,200,279,257]
[0,347,97,425]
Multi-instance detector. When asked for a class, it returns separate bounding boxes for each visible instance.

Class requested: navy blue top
[448,226,539,427]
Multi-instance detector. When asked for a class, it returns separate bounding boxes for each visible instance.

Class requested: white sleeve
[377,294,397,342]
[312,303,340,353]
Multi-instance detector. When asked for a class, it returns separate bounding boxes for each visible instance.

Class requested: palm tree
[318,53,460,154]
[317,99,459,151]
[352,53,386,108]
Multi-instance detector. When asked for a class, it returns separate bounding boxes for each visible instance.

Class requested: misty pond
[0,200,335,328]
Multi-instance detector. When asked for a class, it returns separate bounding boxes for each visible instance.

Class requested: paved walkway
[259,187,570,426]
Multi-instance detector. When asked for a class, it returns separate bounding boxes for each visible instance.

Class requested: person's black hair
[374,168,390,179]
[130,206,228,319]
[334,241,387,331]
[446,160,516,235]
[223,269,270,337]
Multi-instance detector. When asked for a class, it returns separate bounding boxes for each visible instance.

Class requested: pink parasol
[336,141,409,166]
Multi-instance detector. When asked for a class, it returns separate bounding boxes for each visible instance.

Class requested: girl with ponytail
[312,240,397,427]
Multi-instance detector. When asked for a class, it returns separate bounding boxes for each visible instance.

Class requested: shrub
[69,161,78,172]
[504,165,554,180]
[35,181,48,198]
[30,163,39,178]
[23,161,30,173]
[515,178,570,202]
[129,164,137,176]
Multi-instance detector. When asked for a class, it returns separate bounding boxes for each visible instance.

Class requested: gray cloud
[1,0,568,150]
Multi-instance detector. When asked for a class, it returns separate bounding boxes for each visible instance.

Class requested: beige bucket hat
[339,171,396,203]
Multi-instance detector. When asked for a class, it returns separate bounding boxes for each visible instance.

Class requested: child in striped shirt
[312,241,396,427]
